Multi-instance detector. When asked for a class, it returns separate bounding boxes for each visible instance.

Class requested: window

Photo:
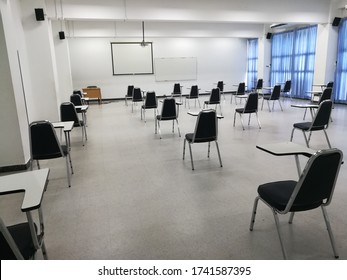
[247,39,258,90]
[334,18,347,104]
[291,26,317,98]
[270,31,293,86]
[270,26,317,98]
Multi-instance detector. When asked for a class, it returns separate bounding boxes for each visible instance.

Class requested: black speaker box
[35,8,45,21]
[266,32,272,39]
[59,31,65,40]
[332,17,341,27]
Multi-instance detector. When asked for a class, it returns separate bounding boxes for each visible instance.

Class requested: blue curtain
[247,39,258,90]
[334,18,347,103]
[291,26,317,98]
[270,26,317,98]
[270,31,293,86]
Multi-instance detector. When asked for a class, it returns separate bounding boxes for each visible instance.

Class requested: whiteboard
[154,57,197,81]
[111,42,154,75]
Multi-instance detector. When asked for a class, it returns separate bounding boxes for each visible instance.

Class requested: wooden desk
[256,141,315,177]
[82,88,102,104]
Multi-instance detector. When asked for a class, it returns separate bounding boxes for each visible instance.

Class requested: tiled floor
[1,94,347,260]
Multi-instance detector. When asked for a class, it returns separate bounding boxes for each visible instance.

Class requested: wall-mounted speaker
[59,31,65,40]
[266,32,272,39]
[35,8,45,21]
[332,17,341,27]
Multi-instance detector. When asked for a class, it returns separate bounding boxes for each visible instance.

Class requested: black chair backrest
[256,79,263,90]
[270,85,281,100]
[161,98,177,119]
[133,88,143,101]
[73,90,83,97]
[244,92,258,113]
[30,121,63,160]
[126,85,134,97]
[70,94,82,106]
[60,102,80,124]
[87,85,97,88]
[209,88,220,103]
[311,100,332,129]
[237,82,246,94]
[217,81,224,92]
[283,80,291,92]
[144,91,157,108]
[288,149,343,211]
[193,110,217,142]
[173,83,181,94]
[189,85,199,98]
[318,88,332,104]
[326,81,334,88]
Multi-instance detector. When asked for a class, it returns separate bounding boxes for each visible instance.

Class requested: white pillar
[313,24,338,86]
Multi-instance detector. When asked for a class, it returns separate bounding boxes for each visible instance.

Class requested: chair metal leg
[172,120,175,133]
[183,139,186,159]
[239,113,245,130]
[233,111,237,127]
[157,120,162,139]
[323,129,332,148]
[278,100,283,111]
[321,206,339,258]
[215,140,222,167]
[272,209,288,259]
[248,114,251,126]
[188,142,194,170]
[65,156,71,187]
[288,212,295,224]
[249,196,260,231]
[68,152,74,174]
[302,131,310,147]
[267,100,271,112]
[255,112,261,129]
[37,160,40,169]
[207,142,210,158]
[303,108,307,120]
[290,127,295,142]
[176,119,181,137]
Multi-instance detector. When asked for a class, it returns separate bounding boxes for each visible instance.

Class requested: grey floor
[1,93,347,260]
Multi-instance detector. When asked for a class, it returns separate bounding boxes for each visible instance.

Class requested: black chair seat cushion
[235,108,256,114]
[73,120,85,127]
[258,180,322,212]
[34,145,68,160]
[157,115,176,121]
[204,101,219,105]
[0,222,37,260]
[186,96,198,99]
[293,122,325,131]
[185,133,216,143]
[142,105,157,109]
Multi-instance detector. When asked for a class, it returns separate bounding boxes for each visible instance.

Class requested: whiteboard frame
[111,42,154,75]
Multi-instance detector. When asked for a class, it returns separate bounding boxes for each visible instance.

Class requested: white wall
[51,21,74,104]
[0,0,32,168]
[69,37,247,98]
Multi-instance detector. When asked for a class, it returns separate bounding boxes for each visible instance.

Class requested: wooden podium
[82,87,102,104]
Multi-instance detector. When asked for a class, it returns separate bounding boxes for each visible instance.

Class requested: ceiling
[44,0,346,38]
